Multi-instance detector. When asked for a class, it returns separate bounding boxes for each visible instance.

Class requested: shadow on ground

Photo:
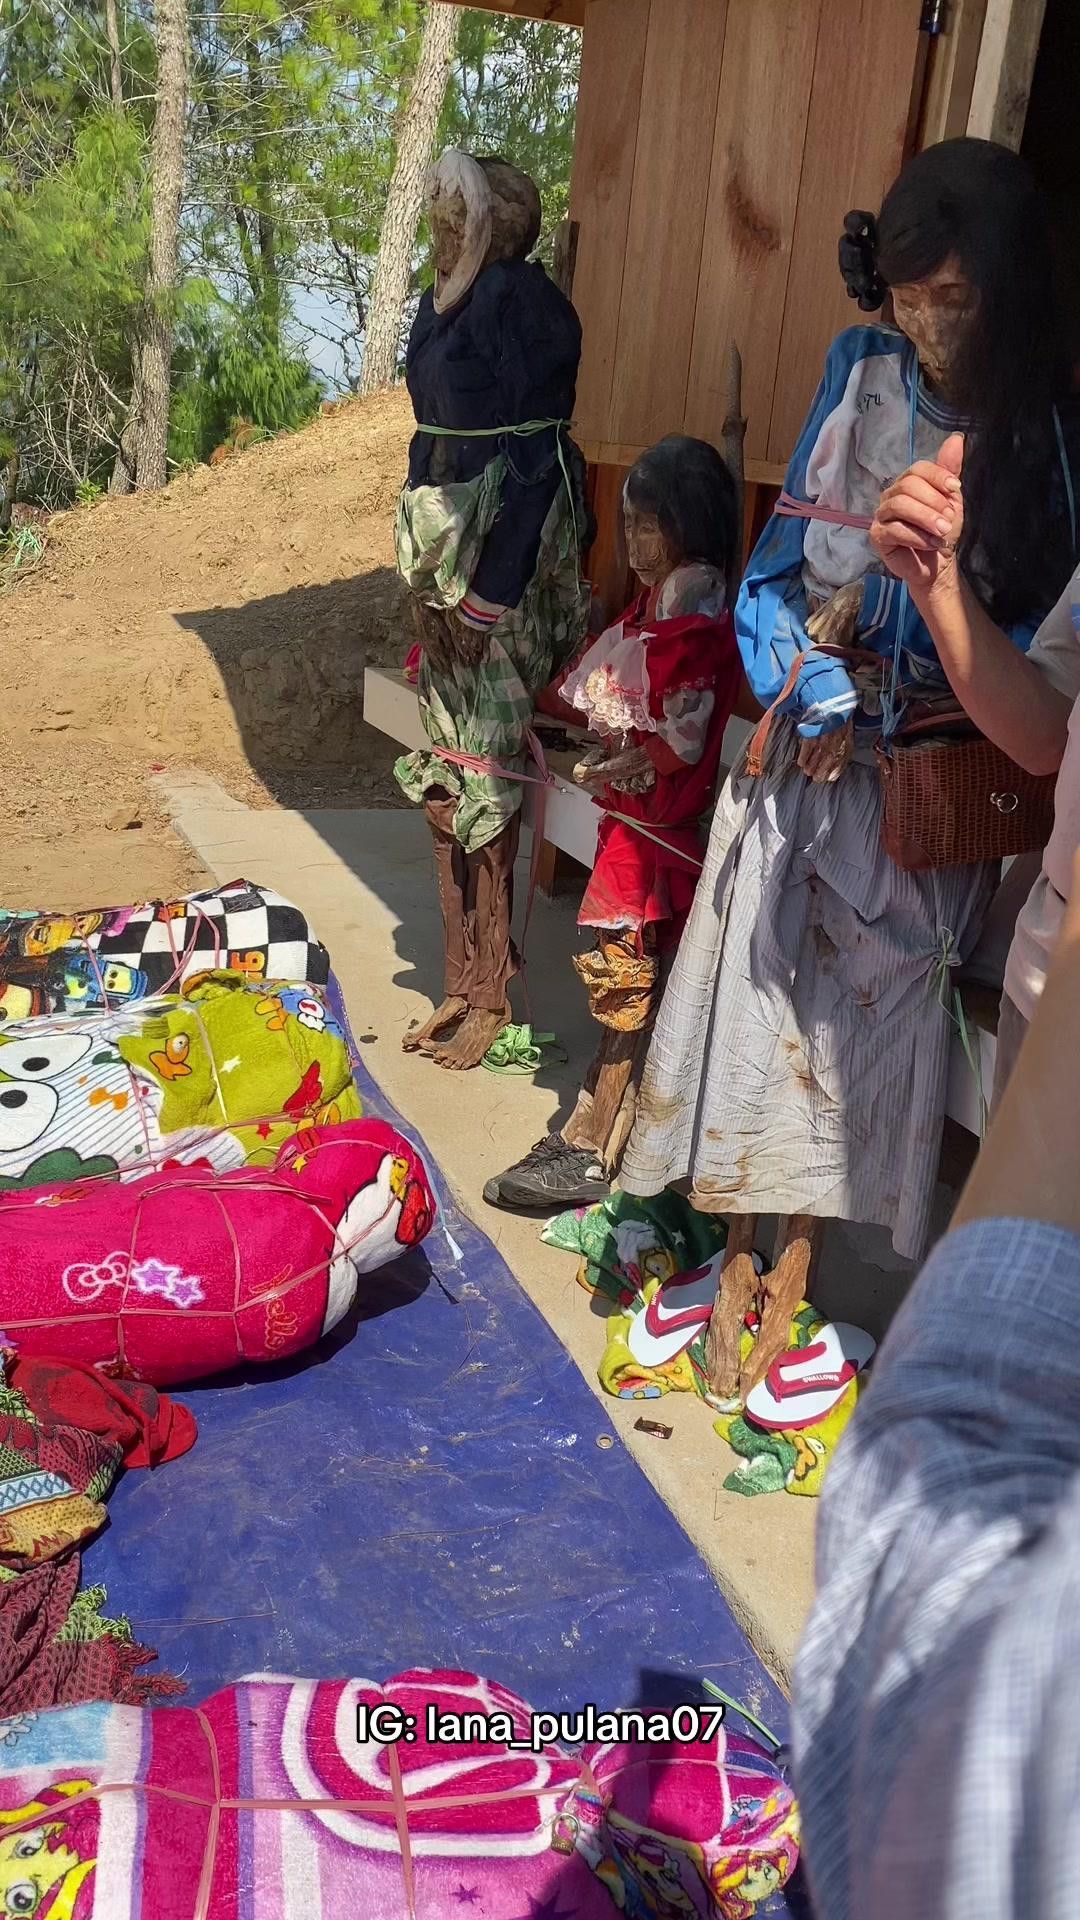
[175,568,408,805]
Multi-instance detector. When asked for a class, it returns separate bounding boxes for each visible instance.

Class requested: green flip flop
[481,1023,569,1076]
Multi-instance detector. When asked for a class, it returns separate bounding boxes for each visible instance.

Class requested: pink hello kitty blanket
[0,1121,435,1384]
[0,1668,799,1919]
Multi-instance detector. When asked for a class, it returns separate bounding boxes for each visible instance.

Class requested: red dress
[549,584,741,942]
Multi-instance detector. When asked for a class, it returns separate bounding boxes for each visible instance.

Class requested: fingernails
[944,477,962,493]
[935,517,950,534]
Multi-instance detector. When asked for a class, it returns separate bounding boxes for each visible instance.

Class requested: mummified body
[486,437,742,1212]
[394,150,590,1070]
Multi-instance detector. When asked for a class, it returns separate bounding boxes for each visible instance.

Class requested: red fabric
[0,1557,184,1711]
[578,600,741,935]
[9,1354,198,1469]
[404,643,421,686]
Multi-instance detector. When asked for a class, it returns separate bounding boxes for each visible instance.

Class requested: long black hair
[625,436,737,579]
[840,138,1073,627]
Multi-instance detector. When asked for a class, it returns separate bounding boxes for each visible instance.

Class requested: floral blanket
[0,1668,799,1918]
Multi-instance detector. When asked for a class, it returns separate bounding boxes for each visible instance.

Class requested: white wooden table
[363,667,993,1133]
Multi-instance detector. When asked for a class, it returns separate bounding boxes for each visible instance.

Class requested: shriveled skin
[428,1004,508,1071]
[402,996,468,1053]
[706,1216,760,1401]
[740,1216,823,1399]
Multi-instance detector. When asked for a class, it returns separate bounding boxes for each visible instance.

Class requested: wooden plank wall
[572,0,925,477]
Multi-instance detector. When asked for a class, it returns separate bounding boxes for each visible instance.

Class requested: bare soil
[3,389,415,908]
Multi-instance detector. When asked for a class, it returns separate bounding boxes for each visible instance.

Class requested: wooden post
[968,0,1047,149]
[721,341,747,610]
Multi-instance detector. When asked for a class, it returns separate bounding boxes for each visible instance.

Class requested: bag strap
[745,653,806,777]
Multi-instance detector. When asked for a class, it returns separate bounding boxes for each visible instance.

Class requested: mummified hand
[574,742,656,794]
[446,612,490,669]
[409,597,455,674]
[797,718,854,784]
[805,578,865,651]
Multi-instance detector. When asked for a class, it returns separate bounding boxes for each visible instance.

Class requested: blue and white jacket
[736,325,1044,738]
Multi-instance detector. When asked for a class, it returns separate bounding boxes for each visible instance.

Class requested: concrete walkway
[164,772,918,1686]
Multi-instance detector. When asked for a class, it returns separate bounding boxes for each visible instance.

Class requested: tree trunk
[114,0,188,492]
[104,0,123,105]
[359,2,461,395]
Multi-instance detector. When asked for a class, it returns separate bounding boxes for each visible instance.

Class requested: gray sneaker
[483,1134,610,1211]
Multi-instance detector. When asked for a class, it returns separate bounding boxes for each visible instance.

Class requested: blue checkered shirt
[794,1217,1080,1918]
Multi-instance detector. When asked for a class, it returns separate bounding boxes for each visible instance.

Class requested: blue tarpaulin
[84,979,803,1907]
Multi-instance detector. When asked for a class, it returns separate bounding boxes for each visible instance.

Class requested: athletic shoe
[483,1133,610,1211]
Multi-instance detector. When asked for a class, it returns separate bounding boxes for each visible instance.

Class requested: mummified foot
[740,1215,822,1399]
[706,1217,761,1402]
[429,1005,508,1071]
[402,997,468,1053]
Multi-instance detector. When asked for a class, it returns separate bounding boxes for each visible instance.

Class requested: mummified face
[430,197,467,286]
[890,253,976,390]
[623,502,683,589]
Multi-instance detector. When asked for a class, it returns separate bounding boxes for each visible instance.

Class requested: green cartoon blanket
[0,972,360,1192]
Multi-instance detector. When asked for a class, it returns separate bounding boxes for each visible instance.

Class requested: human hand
[870,432,965,603]
[797,719,854,784]
[806,579,865,651]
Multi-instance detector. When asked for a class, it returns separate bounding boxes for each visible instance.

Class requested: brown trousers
[424,793,520,1013]
[562,930,668,1172]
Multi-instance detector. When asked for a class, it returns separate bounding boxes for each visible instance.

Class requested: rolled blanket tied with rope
[0,1667,799,1920]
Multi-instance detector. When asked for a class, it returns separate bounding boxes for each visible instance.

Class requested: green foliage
[170,307,323,464]
[442,14,581,260]
[1,0,580,508]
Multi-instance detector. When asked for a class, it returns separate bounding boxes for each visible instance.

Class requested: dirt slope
[3,388,416,876]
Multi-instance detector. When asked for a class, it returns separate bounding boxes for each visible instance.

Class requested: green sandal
[481,1023,569,1076]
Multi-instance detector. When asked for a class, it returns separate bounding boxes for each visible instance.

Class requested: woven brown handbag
[876,711,1056,871]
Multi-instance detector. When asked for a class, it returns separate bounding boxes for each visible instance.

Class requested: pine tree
[360,2,460,394]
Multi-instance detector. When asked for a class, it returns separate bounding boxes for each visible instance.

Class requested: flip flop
[481,1024,569,1076]
[744,1321,876,1431]
[626,1252,764,1369]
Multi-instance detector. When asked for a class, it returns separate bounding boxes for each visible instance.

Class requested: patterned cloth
[0,1365,181,1712]
[541,1189,728,1307]
[794,1216,1080,1919]
[0,1120,435,1385]
[0,881,330,1025]
[0,974,360,1193]
[395,469,589,851]
[0,1667,799,1918]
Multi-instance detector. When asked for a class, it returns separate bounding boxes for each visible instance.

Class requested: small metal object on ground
[634,1417,673,1439]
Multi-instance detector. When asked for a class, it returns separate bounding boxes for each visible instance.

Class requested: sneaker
[483,1134,610,1211]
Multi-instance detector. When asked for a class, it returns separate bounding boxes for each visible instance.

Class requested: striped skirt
[618,726,994,1261]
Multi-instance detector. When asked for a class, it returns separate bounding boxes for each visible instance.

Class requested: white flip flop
[625,1251,763,1369]
[744,1321,876,1431]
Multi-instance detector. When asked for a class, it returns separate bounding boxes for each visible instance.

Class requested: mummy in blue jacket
[736,324,1045,740]
[620,139,1080,1293]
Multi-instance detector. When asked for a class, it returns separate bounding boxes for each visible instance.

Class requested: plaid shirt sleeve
[794,1217,1080,1920]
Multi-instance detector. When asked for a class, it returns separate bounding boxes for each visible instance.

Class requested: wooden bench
[363,667,998,1133]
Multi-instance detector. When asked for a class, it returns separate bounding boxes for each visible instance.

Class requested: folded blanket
[0,1120,435,1384]
[0,972,361,1192]
[0,879,329,1022]
[0,1361,180,1712]
[0,1668,799,1918]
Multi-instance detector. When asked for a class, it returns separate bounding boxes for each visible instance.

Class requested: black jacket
[405,259,584,609]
